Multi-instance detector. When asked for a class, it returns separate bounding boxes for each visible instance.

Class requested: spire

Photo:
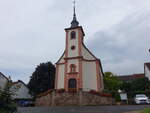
[71,0,79,28]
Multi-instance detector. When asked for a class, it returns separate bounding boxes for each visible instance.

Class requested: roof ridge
[0,72,9,80]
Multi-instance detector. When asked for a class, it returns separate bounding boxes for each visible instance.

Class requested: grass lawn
[141,108,150,113]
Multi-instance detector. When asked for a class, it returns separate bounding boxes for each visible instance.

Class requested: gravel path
[18,105,150,113]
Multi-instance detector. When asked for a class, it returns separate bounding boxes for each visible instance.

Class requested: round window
[71,46,76,50]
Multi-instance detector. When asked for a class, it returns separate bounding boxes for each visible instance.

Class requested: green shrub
[0,82,17,113]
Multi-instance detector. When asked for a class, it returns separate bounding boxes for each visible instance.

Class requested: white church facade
[55,5,104,92]
[34,4,115,107]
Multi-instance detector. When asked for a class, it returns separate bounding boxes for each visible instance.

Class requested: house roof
[0,72,9,81]
[132,74,145,79]
[117,73,145,81]
[12,80,28,88]
[145,62,150,70]
[118,75,134,81]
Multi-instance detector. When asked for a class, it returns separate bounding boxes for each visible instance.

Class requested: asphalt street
[18,105,150,113]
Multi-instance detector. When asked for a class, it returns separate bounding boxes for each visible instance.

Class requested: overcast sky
[0,0,150,83]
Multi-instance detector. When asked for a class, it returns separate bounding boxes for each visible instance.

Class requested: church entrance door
[68,79,77,92]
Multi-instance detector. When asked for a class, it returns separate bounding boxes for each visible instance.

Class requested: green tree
[132,77,150,92]
[120,81,133,98]
[0,82,17,113]
[103,72,122,101]
[28,62,55,97]
[121,77,150,98]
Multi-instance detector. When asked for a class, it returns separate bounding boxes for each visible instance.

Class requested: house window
[70,31,76,39]
[70,64,76,72]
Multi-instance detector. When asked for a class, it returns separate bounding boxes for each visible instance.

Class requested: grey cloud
[88,10,150,75]
[0,0,150,82]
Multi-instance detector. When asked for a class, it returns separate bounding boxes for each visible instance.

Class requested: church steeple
[71,0,79,28]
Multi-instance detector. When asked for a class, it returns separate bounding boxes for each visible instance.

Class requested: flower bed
[89,90,112,97]
[56,89,65,93]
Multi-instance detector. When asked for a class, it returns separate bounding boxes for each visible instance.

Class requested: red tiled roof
[133,74,145,78]
[117,73,145,81]
[12,80,28,88]
[117,75,135,81]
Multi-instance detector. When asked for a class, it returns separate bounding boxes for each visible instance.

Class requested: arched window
[70,31,76,39]
[70,64,76,72]
[68,79,77,88]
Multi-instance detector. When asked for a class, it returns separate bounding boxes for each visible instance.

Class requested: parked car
[17,100,34,107]
[23,101,34,107]
[134,94,150,104]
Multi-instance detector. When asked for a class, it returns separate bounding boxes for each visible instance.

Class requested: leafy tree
[120,81,133,98]
[28,62,55,97]
[103,72,122,101]
[121,77,150,98]
[132,77,150,92]
[0,81,17,113]
[104,72,122,91]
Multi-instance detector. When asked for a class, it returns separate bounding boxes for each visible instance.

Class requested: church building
[55,4,104,92]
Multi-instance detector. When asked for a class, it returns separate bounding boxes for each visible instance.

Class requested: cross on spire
[71,0,79,28]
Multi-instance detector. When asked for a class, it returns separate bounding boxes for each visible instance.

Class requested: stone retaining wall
[35,91,114,106]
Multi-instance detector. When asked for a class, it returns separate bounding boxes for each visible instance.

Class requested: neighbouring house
[0,72,9,90]
[144,63,150,80]
[10,80,32,100]
[117,73,145,82]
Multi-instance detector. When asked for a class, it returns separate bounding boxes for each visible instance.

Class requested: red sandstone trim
[96,60,100,91]
[64,30,69,91]
[56,63,65,65]
[79,58,83,88]
[64,56,83,60]
[64,60,68,91]
[69,64,77,72]
[67,72,78,74]
[82,59,97,62]
[64,56,97,62]
[78,28,83,89]
[67,75,79,92]
[78,29,82,56]
[65,31,69,58]
[55,65,59,89]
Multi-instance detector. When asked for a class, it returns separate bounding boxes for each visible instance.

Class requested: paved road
[18,105,150,113]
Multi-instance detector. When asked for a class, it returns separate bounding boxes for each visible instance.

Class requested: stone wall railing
[35,91,115,106]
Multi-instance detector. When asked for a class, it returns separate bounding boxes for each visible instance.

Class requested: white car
[134,94,150,104]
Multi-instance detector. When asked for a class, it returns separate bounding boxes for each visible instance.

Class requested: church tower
[55,2,104,92]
